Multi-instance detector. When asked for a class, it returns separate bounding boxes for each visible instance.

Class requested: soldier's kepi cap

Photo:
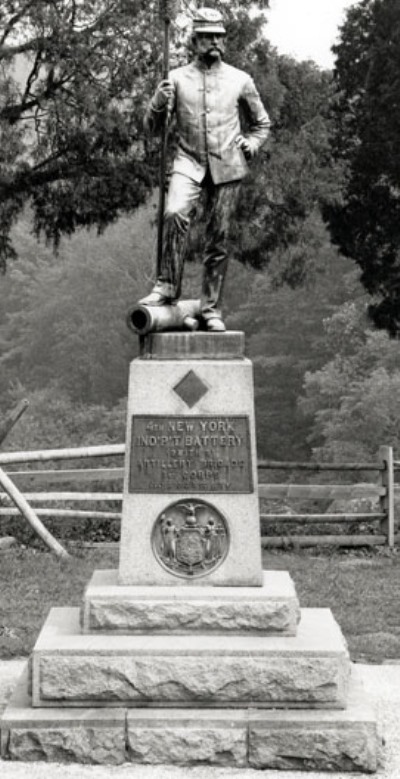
[192,7,226,35]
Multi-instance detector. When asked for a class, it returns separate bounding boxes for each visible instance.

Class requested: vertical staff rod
[156,9,171,277]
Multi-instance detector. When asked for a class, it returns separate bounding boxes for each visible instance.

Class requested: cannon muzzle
[127,299,201,336]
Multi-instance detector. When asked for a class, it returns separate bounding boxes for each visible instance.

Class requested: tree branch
[0,154,133,199]
[0,72,73,123]
[0,36,49,59]
[0,1,122,60]
[0,0,38,47]
[21,48,43,105]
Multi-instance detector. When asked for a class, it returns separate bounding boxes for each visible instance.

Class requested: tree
[299,282,400,462]
[0,0,168,270]
[327,0,400,334]
[0,1,273,271]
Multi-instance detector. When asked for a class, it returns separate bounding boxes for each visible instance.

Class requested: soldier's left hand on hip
[236,135,253,160]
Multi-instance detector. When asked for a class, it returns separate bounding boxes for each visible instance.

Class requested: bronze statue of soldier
[140,7,270,332]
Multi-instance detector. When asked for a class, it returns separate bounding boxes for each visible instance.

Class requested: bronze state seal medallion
[151,499,229,579]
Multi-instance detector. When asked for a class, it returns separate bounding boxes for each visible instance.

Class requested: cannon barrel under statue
[127,299,201,336]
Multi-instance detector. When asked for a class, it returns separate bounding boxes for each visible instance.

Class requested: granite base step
[1,668,126,765]
[1,666,381,772]
[32,607,350,708]
[81,568,300,635]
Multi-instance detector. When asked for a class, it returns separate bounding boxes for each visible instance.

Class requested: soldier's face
[194,32,226,61]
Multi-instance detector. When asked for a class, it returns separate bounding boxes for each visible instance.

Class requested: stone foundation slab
[1,667,381,771]
[32,607,350,708]
[81,568,300,635]
[248,669,382,773]
[126,709,248,766]
[0,667,126,764]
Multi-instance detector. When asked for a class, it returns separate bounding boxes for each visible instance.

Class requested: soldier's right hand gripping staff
[142,7,270,332]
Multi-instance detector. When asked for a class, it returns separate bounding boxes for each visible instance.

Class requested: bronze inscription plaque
[129,415,253,493]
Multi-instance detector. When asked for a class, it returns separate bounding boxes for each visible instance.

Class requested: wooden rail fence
[0,443,397,554]
[259,445,395,549]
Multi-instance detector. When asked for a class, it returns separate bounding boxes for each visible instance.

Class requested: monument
[0,329,382,769]
[0,7,382,770]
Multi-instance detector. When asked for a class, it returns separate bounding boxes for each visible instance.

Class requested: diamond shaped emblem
[173,370,209,408]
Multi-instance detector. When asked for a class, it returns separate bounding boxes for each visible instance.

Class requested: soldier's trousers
[154,170,241,321]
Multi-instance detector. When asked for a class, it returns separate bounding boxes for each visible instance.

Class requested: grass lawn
[1,545,400,662]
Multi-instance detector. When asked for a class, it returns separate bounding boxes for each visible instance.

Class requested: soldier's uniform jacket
[145,59,270,185]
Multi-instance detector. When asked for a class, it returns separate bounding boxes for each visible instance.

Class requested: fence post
[378,445,395,548]
[0,466,70,559]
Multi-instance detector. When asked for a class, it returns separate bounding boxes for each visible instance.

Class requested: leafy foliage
[328,0,400,333]
[0,0,171,269]
[300,281,400,462]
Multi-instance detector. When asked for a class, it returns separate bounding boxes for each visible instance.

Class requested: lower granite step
[32,607,350,708]
[1,665,382,772]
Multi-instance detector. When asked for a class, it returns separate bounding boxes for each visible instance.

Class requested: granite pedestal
[119,333,263,587]
[0,332,382,770]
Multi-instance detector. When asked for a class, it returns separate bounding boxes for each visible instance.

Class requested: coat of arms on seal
[151,499,229,579]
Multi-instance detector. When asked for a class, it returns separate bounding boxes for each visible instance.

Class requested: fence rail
[258,460,384,472]
[6,468,124,485]
[258,483,385,500]
[0,444,125,465]
[258,445,395,549]
[259,513,385,523]
[0,443,397,553]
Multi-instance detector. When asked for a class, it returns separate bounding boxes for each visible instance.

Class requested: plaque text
[129,415,253,493]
